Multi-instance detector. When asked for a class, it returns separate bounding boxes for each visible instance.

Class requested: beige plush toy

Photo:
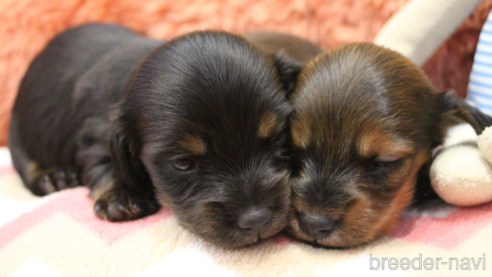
[431,124,492,206]
[375,0,492,206]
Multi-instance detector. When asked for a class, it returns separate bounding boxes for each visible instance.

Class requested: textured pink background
[0,0,491,145]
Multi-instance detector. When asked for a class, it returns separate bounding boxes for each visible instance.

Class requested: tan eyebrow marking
[290,116,311,149]
[258,111,279,138]
[178,134,207,155]
[358,130,414,160]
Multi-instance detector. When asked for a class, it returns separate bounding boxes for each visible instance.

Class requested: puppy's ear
[109,108,153,195]
[439,90,492,135]
[271,51,304,97]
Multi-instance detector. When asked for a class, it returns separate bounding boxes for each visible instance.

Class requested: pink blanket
[0,147,490,276]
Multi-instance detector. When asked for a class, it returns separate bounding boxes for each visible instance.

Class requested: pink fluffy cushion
[0,0,490,145]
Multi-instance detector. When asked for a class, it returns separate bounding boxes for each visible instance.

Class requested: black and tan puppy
[8,23,305,248]
[288,43,492,248]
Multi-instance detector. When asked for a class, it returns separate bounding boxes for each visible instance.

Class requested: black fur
[9,23,301,249]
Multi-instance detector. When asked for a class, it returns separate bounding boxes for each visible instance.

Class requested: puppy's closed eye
[374,154,403,163]
[363,139,413,173]
[172,158,197,172]
[367,156,404,172]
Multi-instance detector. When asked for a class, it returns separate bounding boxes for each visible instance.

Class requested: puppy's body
[9,23,301,248]
[243,32,323,64]
[9,24,161,192]
[288,43,492,248]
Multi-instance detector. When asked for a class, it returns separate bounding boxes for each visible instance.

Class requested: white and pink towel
[1,147,491,276]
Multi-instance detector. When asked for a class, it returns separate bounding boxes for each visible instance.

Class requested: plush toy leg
[478,126,492,165]
[430,124,492,206]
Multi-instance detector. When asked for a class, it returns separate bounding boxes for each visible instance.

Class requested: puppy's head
[288,43,492,248]
[111,31,301,249]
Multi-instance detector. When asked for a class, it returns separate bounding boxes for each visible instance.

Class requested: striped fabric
[467,11,492,116]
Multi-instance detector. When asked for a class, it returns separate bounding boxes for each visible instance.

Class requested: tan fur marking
[178,134,207,155]
[258,111,278,138]
[24,162,41,184]
[316,196,372,247]
[343,197,369,224]
[374,150,431,236]
[291,118,310,149]
[27,162,38,172]
[358,131,414,160]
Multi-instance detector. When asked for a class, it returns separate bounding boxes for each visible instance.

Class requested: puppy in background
[8,23,305,249]
[243,32,323,95]
[288,43,492,248]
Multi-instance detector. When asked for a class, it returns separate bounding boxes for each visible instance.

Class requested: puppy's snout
[297,212,339,241]
[237,207,273,236]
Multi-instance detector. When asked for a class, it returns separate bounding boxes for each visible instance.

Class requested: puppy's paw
[35,168,80,195]
[93,189,160,221]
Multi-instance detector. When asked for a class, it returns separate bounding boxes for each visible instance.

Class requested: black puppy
[8,23,303,248]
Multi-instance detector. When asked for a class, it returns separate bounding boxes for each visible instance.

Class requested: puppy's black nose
[297,212,338,241]
[237,208,273,236]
